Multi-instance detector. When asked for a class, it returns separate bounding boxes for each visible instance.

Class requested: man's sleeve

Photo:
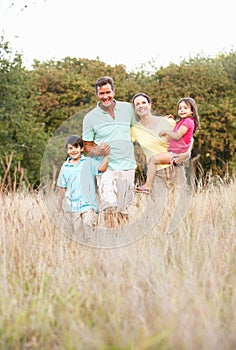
[130,104,138,127]
[82,114,94,141]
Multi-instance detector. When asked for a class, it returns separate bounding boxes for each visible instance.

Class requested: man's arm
[84,141,110,157]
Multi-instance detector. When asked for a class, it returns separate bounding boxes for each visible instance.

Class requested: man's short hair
[95,76,114,93]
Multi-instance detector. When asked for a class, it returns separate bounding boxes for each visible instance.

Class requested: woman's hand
[172,151,190,165]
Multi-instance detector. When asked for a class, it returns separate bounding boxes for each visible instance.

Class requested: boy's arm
[98,155,109,172]
[58,187,66,211]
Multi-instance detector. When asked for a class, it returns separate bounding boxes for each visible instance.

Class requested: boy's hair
[95,76,114,93]
[65,135,84,150]
[177,97,200,132]
[132,92,152,104]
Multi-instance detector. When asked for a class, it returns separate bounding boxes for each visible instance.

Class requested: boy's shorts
[72,209,98,229]
[66,209,98,243]
[96,168,135,213]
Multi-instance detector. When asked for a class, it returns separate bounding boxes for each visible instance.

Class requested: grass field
[0,177,236,349]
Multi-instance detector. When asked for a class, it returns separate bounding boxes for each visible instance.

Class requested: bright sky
[0,0,235,72]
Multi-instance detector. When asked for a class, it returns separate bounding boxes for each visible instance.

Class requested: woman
[131,92,191,198]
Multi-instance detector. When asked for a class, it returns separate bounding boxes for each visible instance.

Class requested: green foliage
[0,37,235,185]
[31,57,147,134]
[0,38,47,186]
[141,54,236,176]
[31,58,134,134]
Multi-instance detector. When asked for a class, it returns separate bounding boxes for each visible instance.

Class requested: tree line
[0,38,236,188]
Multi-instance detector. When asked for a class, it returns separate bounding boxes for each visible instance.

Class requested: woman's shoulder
[154,115,176,129]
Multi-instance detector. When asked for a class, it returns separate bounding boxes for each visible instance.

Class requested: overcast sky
[0,0,235,71]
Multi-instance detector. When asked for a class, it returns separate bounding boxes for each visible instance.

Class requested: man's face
[96,83,115,109]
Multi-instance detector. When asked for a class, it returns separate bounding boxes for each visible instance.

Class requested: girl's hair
[177,97,200,132]
[65,135,84,150]
[132,92,152,104]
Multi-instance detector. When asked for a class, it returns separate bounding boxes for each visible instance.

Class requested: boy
[57,134,109,228]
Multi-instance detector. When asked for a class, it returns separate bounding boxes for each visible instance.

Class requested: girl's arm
[159,125,188,140]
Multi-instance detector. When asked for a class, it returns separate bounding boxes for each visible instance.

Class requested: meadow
[0,176,236,350]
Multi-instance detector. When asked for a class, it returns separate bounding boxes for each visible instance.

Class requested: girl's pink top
[169,117,195,153]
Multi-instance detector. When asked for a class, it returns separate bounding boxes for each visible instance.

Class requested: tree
[147,55,236,176]
[0,38,47,186]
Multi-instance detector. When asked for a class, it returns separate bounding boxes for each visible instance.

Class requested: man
[82,76,137,227]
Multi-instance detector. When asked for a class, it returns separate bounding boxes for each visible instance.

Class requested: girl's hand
[159,130,167,137]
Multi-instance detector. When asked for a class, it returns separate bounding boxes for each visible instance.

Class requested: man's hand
[96,141,110,156]
[84,141,110,156]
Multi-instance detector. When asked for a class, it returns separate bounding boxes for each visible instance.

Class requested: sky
[0,0,235,72]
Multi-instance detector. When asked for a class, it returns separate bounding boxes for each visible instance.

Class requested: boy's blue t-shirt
[57,155,102,213]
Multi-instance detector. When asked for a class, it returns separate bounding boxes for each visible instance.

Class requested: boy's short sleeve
[89,156,104,176]
[130,104,138,127]
[57,166,66,187]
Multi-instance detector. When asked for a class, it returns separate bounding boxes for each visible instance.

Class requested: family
[57,76,200,229]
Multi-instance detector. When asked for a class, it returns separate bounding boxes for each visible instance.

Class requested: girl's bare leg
[144,152,171,190]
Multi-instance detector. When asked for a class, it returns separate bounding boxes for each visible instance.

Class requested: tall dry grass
[0,177,236,350]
